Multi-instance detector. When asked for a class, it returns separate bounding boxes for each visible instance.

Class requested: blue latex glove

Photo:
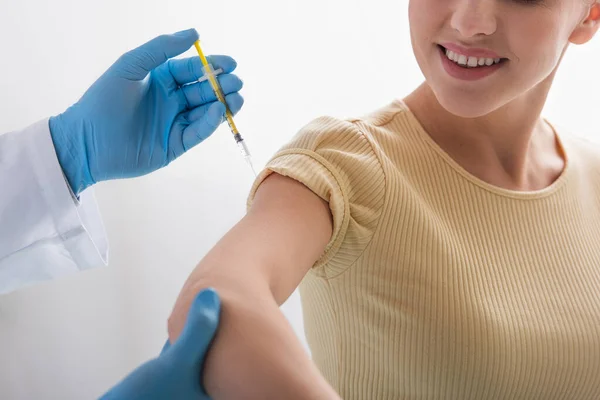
[49,29,244,195]
[100,288,220,400]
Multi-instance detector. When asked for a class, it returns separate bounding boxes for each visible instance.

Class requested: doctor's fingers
[185,92,244,124]
[181,73,243,109]
[167,55,237,86]
[179,93,244,152]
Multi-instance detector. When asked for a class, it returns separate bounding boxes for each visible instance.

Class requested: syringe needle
[246,157,257,177]
[236,138,257,176]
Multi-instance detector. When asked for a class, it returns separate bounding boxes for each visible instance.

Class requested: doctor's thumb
[170,288,221,364]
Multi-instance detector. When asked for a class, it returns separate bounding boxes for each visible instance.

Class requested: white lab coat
[0,119,108,295]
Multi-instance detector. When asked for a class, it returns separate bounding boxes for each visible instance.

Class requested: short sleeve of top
[246,116,385,279]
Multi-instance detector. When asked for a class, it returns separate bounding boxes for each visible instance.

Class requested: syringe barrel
[201,64,239,134]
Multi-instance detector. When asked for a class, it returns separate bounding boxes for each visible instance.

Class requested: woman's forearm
[167,244,340,399]
[168,260,340,399]
[185,279,340,399]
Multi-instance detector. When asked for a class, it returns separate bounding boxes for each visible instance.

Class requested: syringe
[193,40,257,177]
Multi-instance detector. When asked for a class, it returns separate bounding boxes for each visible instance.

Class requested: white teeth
[444,47,502,68]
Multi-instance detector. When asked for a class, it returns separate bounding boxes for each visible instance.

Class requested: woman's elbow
[167,275,272,342]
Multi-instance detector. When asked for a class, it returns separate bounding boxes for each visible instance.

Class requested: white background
[0,0,598,398]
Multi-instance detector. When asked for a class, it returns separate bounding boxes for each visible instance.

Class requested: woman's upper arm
[246,172,333,303]
[168,172,333,339]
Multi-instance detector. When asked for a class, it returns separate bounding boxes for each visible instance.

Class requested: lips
[439,42,504,59]
[439,45,505,68]
[437,44,505,81]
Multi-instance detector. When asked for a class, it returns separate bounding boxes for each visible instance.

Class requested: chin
[430,84,505,119]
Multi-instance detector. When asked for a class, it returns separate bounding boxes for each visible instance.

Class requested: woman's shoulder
[348,99,413,128]
[251,105,397,278]
[281,100,417,160]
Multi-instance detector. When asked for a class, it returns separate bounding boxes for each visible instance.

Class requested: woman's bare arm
[167,173,341,399]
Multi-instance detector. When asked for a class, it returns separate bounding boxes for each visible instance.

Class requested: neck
[403,73,564,191]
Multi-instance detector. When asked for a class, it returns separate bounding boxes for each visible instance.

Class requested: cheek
[506,17,566,79]
[408,0,443,40]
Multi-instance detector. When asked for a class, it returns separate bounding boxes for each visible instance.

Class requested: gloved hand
[49,29,244,195]
[100,288,221,400]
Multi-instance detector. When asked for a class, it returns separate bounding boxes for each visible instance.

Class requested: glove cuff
[49,115,94,196]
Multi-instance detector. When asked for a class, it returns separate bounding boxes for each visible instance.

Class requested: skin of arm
[167,173,342,400]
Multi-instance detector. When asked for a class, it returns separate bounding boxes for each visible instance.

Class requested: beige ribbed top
[248,100,600,399]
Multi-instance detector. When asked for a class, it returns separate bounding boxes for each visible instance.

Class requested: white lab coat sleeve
[0,119,108,295]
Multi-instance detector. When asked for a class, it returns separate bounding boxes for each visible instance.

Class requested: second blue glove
[100,288,221,400]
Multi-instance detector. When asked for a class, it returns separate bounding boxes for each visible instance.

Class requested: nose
[450,0,497,38]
